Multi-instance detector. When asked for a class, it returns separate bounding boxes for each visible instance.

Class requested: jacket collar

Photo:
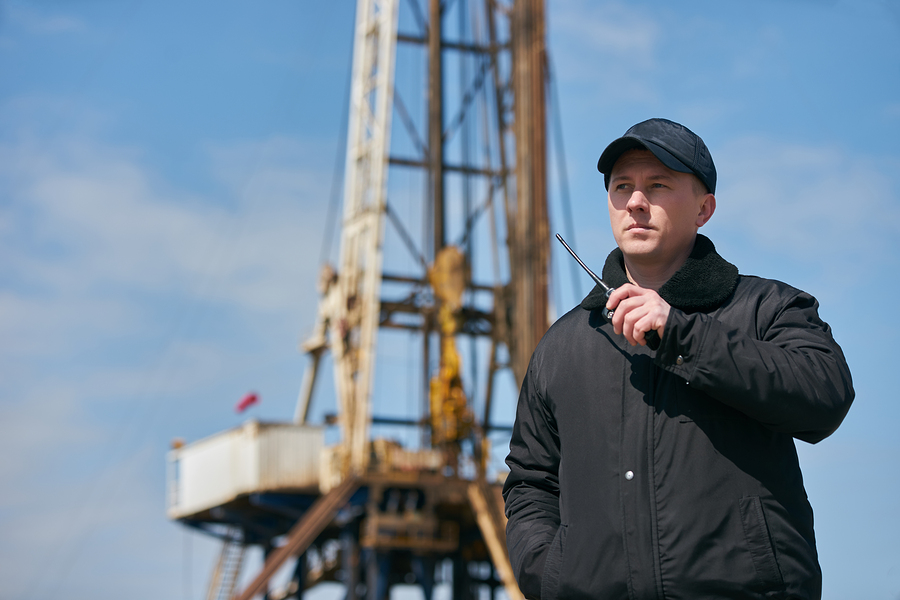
[580,234,739,313]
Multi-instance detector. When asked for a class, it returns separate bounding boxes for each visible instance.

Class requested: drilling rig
[167,1,551,598]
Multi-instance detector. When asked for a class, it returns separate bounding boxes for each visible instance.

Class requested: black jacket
[503,236,854,600]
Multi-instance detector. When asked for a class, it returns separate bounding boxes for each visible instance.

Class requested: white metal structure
[319,0,400,474]
[166,421,323,519]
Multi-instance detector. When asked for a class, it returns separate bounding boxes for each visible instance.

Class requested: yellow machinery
[428,247,474,450]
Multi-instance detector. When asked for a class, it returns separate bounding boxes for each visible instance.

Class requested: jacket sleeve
[503,355,561,599]
[656,284,854,443]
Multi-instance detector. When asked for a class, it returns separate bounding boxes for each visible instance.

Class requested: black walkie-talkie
[556,233,660,350]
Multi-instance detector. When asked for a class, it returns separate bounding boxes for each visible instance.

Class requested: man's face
[607,149,715,268]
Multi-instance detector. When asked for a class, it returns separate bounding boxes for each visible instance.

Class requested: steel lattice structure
[169,2,551,599]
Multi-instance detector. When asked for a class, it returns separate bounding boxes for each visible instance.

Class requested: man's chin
[618,239,660,259]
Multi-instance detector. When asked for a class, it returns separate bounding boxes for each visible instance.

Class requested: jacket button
[676,355,684,366]
[625,471,634,480]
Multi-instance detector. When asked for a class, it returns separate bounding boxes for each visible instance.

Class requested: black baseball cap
[597,118,717,194]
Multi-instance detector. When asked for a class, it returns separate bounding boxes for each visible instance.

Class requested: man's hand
[606,284,670,347]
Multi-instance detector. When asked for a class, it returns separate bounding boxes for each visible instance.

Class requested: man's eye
[650,182,666,189]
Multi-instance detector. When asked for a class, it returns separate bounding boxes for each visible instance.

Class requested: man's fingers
[605,285,669,347]
[607,284,643,338]
[620,301,644,345]
[620,311,653,346]
[633,313,659,346]
[606,284,642,310]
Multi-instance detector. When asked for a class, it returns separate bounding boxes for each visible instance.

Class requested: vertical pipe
[426,0,444,452]
[429,0,445,257]
[530,0,550,340]
[452,554,469,600]
[262,543,273,600]
[291,552,306,599]
[341,529,360,600]
[510,0,549,384]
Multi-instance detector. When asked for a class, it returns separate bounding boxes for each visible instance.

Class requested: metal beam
[397,32,505,54]
[232,476,360,600]
[389,156,507,178]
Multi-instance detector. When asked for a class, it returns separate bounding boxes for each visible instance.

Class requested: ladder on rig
[206,527,246,600]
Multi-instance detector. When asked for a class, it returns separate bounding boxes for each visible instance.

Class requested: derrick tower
[166,1,551,599]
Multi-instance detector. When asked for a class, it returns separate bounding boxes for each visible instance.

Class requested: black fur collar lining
[580,234,739,313]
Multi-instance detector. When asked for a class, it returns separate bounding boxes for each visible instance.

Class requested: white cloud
[552,1,659,67]
[6,5,86,35]
[0,127,331,352]
[0,392,100,493]
[0,119,335,409]
[0,120,336,597]
[710,135,900,283]
[549,0,662,102]
[1,441,216,599]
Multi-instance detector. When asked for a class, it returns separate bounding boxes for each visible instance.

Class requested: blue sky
[1,1,898,599]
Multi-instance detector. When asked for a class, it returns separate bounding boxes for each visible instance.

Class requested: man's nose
[626,191,649,212]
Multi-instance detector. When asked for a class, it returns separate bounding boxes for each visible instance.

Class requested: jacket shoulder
[734,273,804,295]
[725,274,818,312]
[721,274,835,341]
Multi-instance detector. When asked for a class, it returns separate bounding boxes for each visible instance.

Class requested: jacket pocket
[739,496,785,591]
[540,524,566,600]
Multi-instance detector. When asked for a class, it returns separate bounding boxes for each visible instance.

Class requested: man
[503,118,854,600]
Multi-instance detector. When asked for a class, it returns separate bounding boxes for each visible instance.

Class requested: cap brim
[597,135,694,176]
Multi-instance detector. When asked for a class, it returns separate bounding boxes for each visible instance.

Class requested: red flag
[235,392,259,413]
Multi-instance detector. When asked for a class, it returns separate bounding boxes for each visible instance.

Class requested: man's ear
[696,194,716,227]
